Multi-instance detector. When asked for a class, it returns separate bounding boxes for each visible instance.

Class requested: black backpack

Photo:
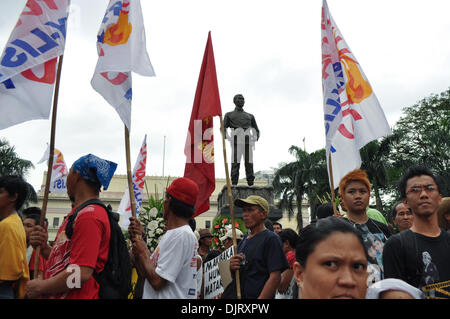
[66,198,132,299]
[398,229,422,288]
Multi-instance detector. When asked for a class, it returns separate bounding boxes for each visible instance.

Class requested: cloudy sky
[1,0,450,192]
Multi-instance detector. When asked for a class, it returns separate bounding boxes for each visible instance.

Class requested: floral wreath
[140,207,166,253]
[125,207,166,253]
[210,215,246,251]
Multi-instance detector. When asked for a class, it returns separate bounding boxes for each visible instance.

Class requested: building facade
[37,172,310,241]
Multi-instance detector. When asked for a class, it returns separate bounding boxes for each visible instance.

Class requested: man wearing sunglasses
[383,165,450,299]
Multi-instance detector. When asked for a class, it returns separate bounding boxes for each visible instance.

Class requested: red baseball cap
[166,177,199,206]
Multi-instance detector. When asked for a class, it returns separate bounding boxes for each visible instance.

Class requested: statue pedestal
[216,184,282,221]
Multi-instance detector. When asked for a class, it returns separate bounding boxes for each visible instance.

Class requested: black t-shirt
[237,230,289,299]
[383,229,450,299]
[343,218,391,285]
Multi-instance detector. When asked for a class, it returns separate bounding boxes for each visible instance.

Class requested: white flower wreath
[138,207,166,253]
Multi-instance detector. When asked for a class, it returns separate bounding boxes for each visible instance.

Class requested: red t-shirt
[44,203,110,299]
[29,249,46,271]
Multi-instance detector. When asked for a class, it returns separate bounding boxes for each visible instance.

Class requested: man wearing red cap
[129,177,200,299]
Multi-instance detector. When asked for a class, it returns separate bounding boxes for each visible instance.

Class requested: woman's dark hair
[399,165,441,199]
[279,228,299,249]
[0,175,30,211]
[167,194,195,219]
[296,216,368,268]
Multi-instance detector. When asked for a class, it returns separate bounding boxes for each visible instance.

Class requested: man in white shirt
[129,177,199,299]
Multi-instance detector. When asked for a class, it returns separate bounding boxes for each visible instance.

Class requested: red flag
[184,31,222,217]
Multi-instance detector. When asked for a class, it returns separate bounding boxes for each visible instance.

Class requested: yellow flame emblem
[104,8,132,46]
[335,30,373,104]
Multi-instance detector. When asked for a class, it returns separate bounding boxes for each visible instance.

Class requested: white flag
[0,0,70,130]
[119,135,147,229]
[321,0,391,188]
[37,143,51,165]
[91,0,155,130]
[37,144,68,194]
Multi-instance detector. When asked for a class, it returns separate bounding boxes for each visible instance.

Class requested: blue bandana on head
[72,154,117,190]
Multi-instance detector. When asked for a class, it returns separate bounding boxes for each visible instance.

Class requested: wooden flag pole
[124,125,141,242]
[34,55,64,278]
[125,125,138,219]
[219,115,241,299]
[328,152,339,216]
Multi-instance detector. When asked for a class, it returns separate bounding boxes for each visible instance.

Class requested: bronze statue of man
[223,94,260,186]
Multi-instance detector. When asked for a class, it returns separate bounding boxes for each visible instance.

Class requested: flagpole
[125,125,138,220]
[34,55,64,278]
[219,115,241,299]
[328,152,339,216]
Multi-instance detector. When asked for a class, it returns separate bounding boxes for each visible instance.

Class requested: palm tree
[273,146,308,230]
[360,140,391,214]
[302,148,330,219]
[273,146,329,231]
[0,138,37,203]
[0,139,34,176]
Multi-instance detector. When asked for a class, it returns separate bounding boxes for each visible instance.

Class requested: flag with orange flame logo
[321,0,391,189]
[37,143,68,194]
[0,0,70,130]
[91,0,155,130]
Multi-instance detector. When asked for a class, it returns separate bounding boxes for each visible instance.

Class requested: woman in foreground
[293,216,368,299]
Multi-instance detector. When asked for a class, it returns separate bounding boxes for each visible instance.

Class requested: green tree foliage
[387,89,450,197]
[0,138,34,177]
[272,146,329,230]
[0,138,37,204]
[360,139,392,214]
[272,147,307,230]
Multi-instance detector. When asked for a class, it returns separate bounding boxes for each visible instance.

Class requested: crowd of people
[0,156,449,299]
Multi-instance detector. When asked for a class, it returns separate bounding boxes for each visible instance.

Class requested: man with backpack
[26,154,129,299]
[383,166,450,299]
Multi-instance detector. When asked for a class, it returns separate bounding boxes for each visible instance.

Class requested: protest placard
[203,246,234,299]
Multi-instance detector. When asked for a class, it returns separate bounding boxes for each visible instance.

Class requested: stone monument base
[216,184,282,221]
